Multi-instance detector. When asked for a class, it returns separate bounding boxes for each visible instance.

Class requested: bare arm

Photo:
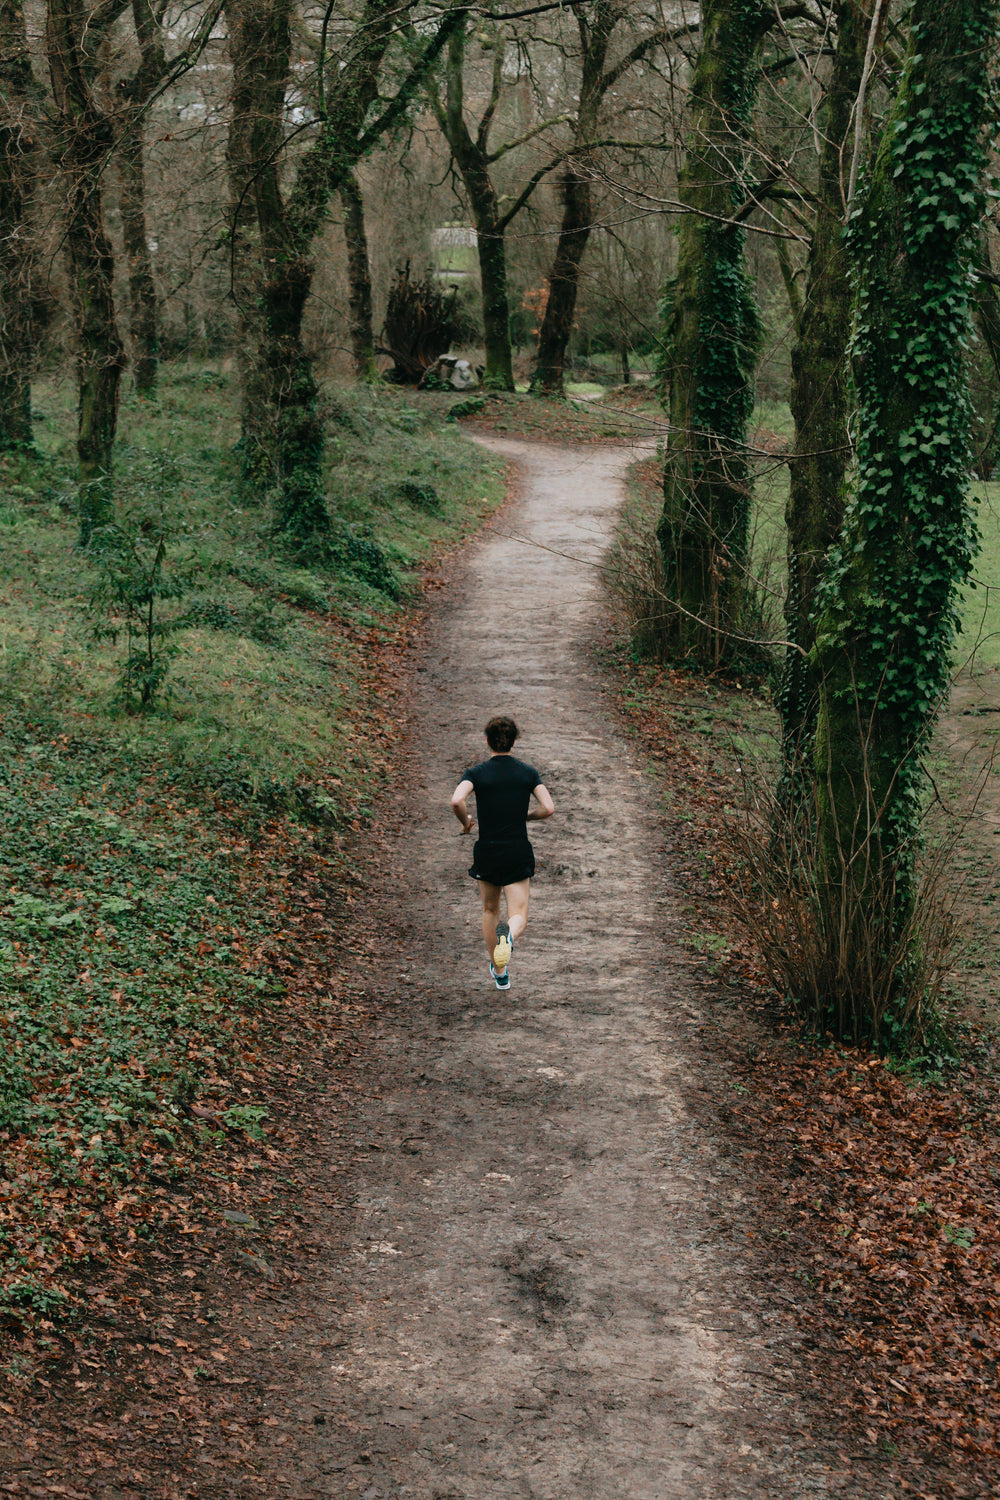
[527,783,555,822]
[450,778,475,834]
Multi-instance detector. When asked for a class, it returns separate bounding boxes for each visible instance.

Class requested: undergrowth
[1,369,504,815]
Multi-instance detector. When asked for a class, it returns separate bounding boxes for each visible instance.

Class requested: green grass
[746,402,1000,674]
[962,479,1000,671]
[0,370,504,810]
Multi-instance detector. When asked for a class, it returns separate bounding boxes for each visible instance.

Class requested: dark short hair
[485,715,518,752]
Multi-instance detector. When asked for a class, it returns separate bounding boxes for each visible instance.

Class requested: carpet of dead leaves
[0,597,427,1497]
[608,647,1000,1498]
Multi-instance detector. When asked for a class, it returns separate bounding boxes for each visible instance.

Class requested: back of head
[485,715,518,753]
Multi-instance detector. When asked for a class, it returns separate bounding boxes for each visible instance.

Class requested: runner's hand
[460,818,474,835]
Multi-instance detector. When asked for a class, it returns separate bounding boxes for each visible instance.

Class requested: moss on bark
[810,0,997,1034]
[656,0,765,666]
[0,0,39,452]
[779,0,866,781]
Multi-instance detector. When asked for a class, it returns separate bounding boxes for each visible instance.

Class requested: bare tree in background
[530,1,679,397]
[45,0,221,540]
[224,0,462,538]
[423,10,576,391]
[117,0,176,397]
[46,0,129,540]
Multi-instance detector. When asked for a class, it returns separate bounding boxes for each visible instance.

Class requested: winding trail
[276,439,851,1497]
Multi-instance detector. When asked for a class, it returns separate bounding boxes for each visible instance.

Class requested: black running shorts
[469,837,535,886]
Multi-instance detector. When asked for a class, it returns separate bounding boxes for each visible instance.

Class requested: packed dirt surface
[223,438,889,1498]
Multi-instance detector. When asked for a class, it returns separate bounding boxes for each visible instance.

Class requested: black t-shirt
[463,756,541,842]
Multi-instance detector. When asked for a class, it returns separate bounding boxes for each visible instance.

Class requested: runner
[450,716,555,990]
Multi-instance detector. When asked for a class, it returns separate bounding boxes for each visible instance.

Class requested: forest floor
[1,403,998,1497]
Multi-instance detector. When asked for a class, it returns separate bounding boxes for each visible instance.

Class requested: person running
[450,716,555,990]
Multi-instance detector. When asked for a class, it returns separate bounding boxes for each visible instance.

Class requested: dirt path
[242,438,874,1499]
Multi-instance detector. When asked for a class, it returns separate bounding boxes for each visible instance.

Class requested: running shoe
[490,962,511,992]
[493,920,513,971]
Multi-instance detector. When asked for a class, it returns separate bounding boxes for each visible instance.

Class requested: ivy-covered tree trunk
[67,151,125,541]
[778,0,866,776]
[341,171,378,383]
[0,0,39,450]
[258,258,329,538]
[46,0,127,543]
[119,121,159,397]
[811,0,996,1029]
[656,0,765,666]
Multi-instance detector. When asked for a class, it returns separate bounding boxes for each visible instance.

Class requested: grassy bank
[0,369,505,1350]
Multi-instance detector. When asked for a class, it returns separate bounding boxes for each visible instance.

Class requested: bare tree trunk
[969,229,1000,479]
[530,2,671,398]
[432,23,515,391]
[530,2,622,398]
[46,0,127,543]
[531,164,592,397]
[0,0,40,450]
[341,170,378,383]
[118,120,158,396]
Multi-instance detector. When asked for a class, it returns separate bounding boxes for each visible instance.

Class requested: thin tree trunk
[779,0,866,780]
[119,120,158,396]
[225,0,328,533]
[530,2,624,399]
[68,159,125,540]
[0,0,39,449]
[656,0,766,667]
[46,0,127,543]
[470,183,515,392]
[969,229,1000,478]
[341,170,378,383]
[812,0,995,1017]
[435,23,515,392]
[531,164,592,397]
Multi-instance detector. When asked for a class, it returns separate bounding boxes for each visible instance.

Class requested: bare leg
[479,878,531,975]
[479,881,503,961]
[502,879,530,948]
